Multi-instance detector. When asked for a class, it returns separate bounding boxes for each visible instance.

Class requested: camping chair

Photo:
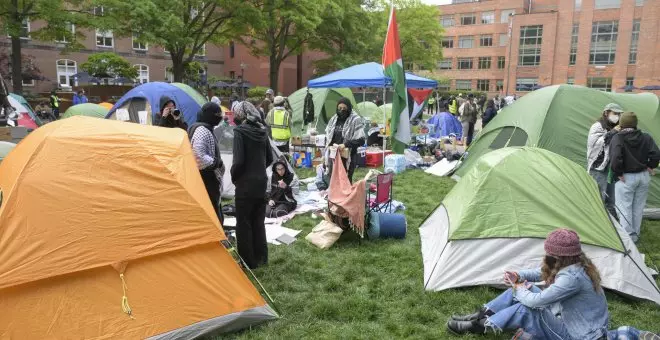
[367,173,394,213]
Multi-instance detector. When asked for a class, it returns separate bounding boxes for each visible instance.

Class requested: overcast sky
[420,0,453,5]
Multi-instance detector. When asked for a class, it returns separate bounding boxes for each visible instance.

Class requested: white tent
[420,147,660,305]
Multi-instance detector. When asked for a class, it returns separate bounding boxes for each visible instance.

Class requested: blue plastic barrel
[367,212,407,239]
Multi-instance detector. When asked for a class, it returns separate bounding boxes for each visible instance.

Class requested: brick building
[1,21,322,96]
[429,0,660,95]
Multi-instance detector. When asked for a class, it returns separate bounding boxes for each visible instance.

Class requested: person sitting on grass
[266,160,297,218]
[447,228,610,339]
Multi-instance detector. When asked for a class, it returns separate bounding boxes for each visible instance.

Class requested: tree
[0,51,44,86]
[244,0,331,93]
[0,0,89,94]
[97,0,258,82]
[80,52,138,80]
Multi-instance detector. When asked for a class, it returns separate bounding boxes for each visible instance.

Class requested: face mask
[608,114,619,124]
[337,109,348,116]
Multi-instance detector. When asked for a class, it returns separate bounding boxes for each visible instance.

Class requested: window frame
[442,37,455,48]
[594,0,621,9]
[440,15,455,28]
[499,33,508,47]
[518,25,543,66]
[481,11,494,24]
[439,58,452,70]
[455,80,472,91]
[477,79,490,92]
[478,57,491,69]
[516,78,538,92]
[96,29,114,48]
[134,64,149,84]
[589,21,618,65]
[497,56,506,69]
[500,9,515,23]
[132,34,148,51]
[628,20,640,64]
[460,13,477,25]
[496,80,504,91]
[569,24,579,65]
[458,36,473,49]
[480,34,493,47]
[55,23,75,43]
[457,58,473,70]
[625,77,634,87]
[56,59,77,88]
[587,77,613,91]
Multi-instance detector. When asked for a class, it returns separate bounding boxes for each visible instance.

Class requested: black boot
[447,318,486,335]
[451,307,493,321]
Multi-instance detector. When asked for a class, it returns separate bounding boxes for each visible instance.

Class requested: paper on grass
[266,224,302,245]
[425,158,460,177]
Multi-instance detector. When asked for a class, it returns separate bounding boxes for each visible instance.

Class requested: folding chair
[367,173,394,213]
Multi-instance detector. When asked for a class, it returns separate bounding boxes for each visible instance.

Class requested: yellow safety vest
[428,97,435,105]
[51,95,59,108]
[449,99,457,115]
[267,108,291,141]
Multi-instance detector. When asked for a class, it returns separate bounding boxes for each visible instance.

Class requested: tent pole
[383,87,386,170]
[362,88,366,103]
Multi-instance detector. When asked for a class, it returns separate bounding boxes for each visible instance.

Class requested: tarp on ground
[62,103,109,119]
[307,62,437,89]
[453,85,660,209]
[0,116,277,338]
[106,82,204,127]
[288,87,356,136]
[421,147,660,305]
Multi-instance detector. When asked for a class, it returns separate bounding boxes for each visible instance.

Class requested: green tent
[356,102,385,124]
[454,85,660,208]
[421,147,660,304]
[0,141,16,164]
[171,83,207,106]
[62,103,110,119]
[9,93,42,126]
[288,87,356,136]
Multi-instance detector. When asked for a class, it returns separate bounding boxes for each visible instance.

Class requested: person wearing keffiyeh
[190,102,225,225]
[324,97,365,183]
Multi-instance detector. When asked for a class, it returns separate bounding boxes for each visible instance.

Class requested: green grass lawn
[228,168,660,339]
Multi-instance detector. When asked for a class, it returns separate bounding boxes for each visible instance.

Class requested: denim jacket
[515,264,609,340]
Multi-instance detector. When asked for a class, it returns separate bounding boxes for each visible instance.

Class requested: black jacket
[268,161,297,207]
[482,107,497,127]
[231,120,273,199]
[609,129,660,176]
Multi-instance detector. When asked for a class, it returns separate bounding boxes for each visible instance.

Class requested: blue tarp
[106,82,201,127]
[308,62,437,89]
[427,111,462,139]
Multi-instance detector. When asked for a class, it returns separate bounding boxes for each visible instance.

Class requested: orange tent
[99,101,114,110]
[0,117,277,338]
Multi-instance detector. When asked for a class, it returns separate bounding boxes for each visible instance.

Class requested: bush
[247,86,269,99]
[436,90,486,99]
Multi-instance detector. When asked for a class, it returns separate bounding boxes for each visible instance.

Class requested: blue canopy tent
[307,62,437,89]
[106,82,202,127]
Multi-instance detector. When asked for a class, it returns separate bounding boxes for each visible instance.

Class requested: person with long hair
[447,228,609,339]
[266,160,297,218]
[324,97,365,183]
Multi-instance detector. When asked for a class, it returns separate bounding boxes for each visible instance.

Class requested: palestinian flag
[382,6,409,154]
[408,88,433,121]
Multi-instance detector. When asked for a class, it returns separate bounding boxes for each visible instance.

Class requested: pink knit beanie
[544,228,582,257]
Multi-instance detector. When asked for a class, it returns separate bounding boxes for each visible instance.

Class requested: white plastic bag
[306,220,343,249]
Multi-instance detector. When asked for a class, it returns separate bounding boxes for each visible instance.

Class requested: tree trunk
[171,54,186,83]
[11,36,23,95]
[269,54,280,94]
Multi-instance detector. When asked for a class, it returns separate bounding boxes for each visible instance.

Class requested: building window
[94,6,105,16]
[519,25,543,66]
[478,57,491,69]
[590,21,618,65]
[56,59,77,87]
[500,9,515,23]
[635,0,643,5]
[496,80,504,91]
[575,0,582,10]
[134,64,149,84]
[229,41,235,58]
[438,83,450,91]
[499,33,508,46]
[55,23,75,43]
[458,58,473,69]
[196,44,206,57]
[19,18,30,39]
[481,11,494,24]
[22,78,35,87]
[629,20,640,64]
[516,78,538,91]
[132,34,147,51]
[497,56,506,69]
[441,15,454,27]
[477,80,490,91]
[165,70,173,82]
[626,77,634,86]
[594,0,621,9]
[461,14,476,25]
[439,58,452,70]
[456,80,472,90]
[569,24,579,65]
[587,77,612,91]
[480,35,493,47]
[96,30,114,48]
[229,71,236,79]
[458,36,473,48]
[567,77,575,85]
[442,37,454,48]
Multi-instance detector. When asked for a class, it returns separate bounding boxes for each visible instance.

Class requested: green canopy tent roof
[356,102,385,124]
[454,85,660,208]
[288,87,356,136]
[421,147,660,304]
[62,103,110,119]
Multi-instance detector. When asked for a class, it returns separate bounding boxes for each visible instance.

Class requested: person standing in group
[260,99,272,120]
[482,99,497,127]
[587,103,623,217]
[49,90,60,120]
[72,90,88,105]
[610,112,660,243]
[231,101,273,269]
[266,160,297,218]
[156,96,188,130]
[190,102,225,225]
[324,98,365,183]
[458,94,478,146]
[427,94,436,115]
[264,89,275,111]
[448,96,458,116]
[266,96,292,153]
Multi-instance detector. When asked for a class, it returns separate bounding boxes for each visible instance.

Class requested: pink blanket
[328,150,366,236]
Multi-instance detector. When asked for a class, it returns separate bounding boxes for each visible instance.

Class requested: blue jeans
[615,171,650,242]
[485,287,571,340]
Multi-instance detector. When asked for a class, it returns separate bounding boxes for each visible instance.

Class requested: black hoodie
[610,129,660,176]
[157,96,188,130]
[231,119,273,199]
[268,160,297,206]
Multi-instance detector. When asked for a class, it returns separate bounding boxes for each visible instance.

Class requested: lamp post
[505,13,515,97]
[240,62,247,99]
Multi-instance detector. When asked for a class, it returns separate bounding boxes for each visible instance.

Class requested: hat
[603,103,624,113]
[266,89,274,96]
[211,96,221,105]
[273,96,285,106]
[619,112,638,129]
[544,228,582,257]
